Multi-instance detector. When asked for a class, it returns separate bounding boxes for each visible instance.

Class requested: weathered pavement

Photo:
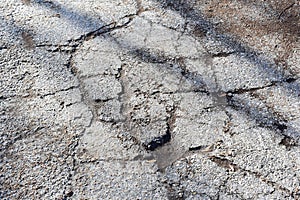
[0,0,299,199]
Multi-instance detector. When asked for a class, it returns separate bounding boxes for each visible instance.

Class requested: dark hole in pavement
[144,130,171,151]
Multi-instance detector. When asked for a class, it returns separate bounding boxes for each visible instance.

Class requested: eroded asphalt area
[1,0,300,199]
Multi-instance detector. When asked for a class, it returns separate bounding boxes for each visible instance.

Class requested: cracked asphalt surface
[1,0,300,199]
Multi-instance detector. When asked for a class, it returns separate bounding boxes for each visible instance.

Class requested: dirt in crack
[21,31,35,49]
[21,0,30,5]
[209,156,239,171]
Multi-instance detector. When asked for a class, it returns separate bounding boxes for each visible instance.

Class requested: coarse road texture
[1,0,300,199]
